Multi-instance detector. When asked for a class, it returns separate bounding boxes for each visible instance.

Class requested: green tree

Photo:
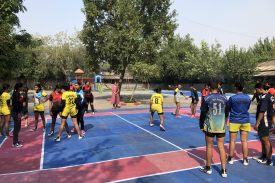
[156,34,199,83]
[81,0,176,94]
[222,45,257,82]
[128,62,160,100]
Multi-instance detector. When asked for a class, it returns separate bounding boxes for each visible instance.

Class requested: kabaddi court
[1,106,275,183]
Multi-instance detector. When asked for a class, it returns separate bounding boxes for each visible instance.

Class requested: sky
[18,0,275,50]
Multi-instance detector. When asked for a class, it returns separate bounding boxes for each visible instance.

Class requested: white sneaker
[12,143,23,148]
[67,134,72,139]
[243,158,249,166]
[221,169,227,178]
[150,123,154,127]
[78,135,83,140]
[199,166,212,174]
[227,156,234,164]
[55,136,61,142]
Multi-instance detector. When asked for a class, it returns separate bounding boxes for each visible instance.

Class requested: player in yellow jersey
[150,88,165,131]
[55,83,83,141]
[32,84,48,131]
[0,84,11,137]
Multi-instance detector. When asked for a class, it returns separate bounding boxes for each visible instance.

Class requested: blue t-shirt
[201,93,228,133]
[227,93,251,124]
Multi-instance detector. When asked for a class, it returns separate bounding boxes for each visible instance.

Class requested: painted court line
[0,149,182,176]
[0,137,7,148]
[108,153,275,183]
[111,112,206,163]
[40,117,50,170]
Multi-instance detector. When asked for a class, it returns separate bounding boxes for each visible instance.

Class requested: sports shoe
[78,135,83,140]
[92,112,95,115]
[257,158,267,164]
[48,131,54,137]
[266,159,273,166]
[221,169,227,178]
[81,130,86,136]
[12,143,23,148]
[70,128,76,133]
[55,136,61,142]
[199,166,212,174]
[227,156,234,164]
[160,125,165,131]
[150,123,154,127]
[67,134,72,139]
[243,158,249,166]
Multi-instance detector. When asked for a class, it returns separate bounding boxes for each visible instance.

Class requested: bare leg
[217,136,226,170]
[205,135,214,167]
[229,132,237,157]
[240,131,249,159]
[4,115,11,136]
[150,112,154,126]
[72,117,82,136]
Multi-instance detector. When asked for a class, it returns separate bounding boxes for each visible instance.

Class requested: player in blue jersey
[227,82,251,166]
[199,81,228,178]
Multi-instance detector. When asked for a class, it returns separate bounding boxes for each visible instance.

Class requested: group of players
[0,81,96,147]
[149,81,275,178]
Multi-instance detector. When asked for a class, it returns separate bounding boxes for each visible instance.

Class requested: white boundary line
[110,112,205,163]
[107,154,275,183]
[0,149,183,176]
[39,116,49,170]
[0,137,8,148]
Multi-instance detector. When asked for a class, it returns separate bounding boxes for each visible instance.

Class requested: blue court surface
[40,108,275,183]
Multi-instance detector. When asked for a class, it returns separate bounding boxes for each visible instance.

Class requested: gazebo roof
[254,60,275,77]
[74,69,84,74]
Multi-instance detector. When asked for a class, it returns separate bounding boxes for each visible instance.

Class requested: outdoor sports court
[0,107,275,183]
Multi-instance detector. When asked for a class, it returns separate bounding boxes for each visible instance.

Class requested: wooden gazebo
[75,68,84,83]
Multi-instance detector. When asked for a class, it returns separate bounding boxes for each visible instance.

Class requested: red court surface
[0,108,275,183]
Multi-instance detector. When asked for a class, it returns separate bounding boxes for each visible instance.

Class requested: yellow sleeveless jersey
[34,91,48,112]
[151,93,163,106]
[0,92,11,115]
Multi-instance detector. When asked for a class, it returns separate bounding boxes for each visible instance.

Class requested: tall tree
[0,0,27,79]
[81,0,176,94]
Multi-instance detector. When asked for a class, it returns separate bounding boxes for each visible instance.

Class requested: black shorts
[258,122,270,138]
[34,111,44,116]
[191,98,199,104]
[86,94,94,103]
[204,131,225,138]
[51,110,61,119]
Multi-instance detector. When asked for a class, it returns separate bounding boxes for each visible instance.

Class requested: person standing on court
[32,84,48,132]
[83,81,95,114]
[253,83,273,166]
[173,84,184,118]
[111,81,120,109]
[200,81,228,178]
[11,83,24,148]
[149,88,165,131]
[226,82,251,166]
[218,82,224,95]
[189,83,199,118]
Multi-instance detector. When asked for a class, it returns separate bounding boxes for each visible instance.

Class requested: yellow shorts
[61,107,78,118]
[151,105,163,114]
[229,123,251,132]
[34,104,45,112]
[0,107,11,116]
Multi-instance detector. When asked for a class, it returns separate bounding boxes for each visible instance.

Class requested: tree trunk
[130,81,138,101]
[118,66,127,97]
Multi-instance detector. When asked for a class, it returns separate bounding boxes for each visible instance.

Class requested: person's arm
[199,98,208,130]
[254,98,267,131]
[48,94,53,114]
[194,90,199,103]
